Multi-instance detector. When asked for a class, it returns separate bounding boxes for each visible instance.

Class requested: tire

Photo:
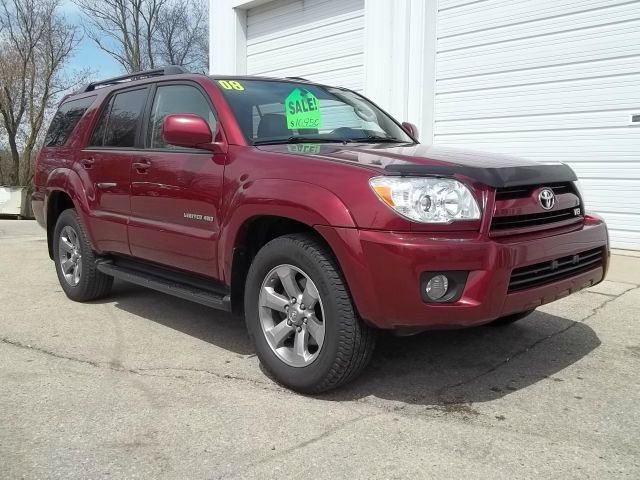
[490,309,535,326]
[244,233,376,393]
[53,209,113,302]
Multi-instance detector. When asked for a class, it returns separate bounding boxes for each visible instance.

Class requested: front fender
[218,178,356,283]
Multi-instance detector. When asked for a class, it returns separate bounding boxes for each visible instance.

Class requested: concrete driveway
[1,220,639,479]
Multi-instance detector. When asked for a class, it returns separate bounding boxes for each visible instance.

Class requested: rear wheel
[490,309,535,326]
[53,209,113,301]
[244,233,376,393]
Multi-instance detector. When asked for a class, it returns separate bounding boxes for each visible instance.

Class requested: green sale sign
[285,88,322,130]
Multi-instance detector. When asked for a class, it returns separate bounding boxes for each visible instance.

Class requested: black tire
[244,233,376,393]
[490,309,535,326]
[53,209,113,302]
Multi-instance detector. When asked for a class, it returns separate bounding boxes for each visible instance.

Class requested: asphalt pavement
[1,219,639,479]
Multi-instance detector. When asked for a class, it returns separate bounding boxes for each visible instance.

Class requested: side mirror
[401,121,419,141]
[163,114,228,153]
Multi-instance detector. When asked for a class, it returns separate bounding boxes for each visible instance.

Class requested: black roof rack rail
[82,65,190,92]
[284,76,309,82]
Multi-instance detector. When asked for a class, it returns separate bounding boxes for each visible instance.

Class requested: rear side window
[90,88,147,148]
[44,96,96,147]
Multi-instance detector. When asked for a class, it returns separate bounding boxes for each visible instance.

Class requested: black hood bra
[384,162,577,188]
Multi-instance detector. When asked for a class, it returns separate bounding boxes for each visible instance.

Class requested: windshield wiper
[254,136,346,145]
[254,135,412,146]
[349,135,410,143]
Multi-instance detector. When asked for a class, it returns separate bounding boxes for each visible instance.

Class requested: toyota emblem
[538,188,555,210]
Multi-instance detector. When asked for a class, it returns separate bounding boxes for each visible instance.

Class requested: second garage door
[246,0,365,92]
[433,0,640,250]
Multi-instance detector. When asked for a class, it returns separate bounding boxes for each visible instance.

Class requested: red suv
[33,67,609,392]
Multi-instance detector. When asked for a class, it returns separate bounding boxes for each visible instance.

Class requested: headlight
[369,177,481,223]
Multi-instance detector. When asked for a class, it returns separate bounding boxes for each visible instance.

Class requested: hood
[257,143,577,188]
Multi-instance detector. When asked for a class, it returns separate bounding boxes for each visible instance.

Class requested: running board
[96,260,232,312]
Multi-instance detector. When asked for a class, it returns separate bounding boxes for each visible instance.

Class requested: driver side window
[147,84,217,149]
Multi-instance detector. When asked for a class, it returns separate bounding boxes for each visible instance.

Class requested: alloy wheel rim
[258,264,325,367]
[58,226,82,286]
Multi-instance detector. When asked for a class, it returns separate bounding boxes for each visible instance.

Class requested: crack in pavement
[2,336,395,478]
[132,366,285,394]
[0,336,276,391]
[1,337,101,368]
[580,285,639,324]
[435,321,579,403]
[217,412,384,479]
[0,335,450,428]
[435,285,639,403]
[585,280,639,297]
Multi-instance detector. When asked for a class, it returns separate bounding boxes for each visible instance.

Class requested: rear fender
[45,169,98,256]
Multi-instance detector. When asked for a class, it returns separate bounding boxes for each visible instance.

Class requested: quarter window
[44,96,96,147]
[89,97,113,146]
[147,84,217,149]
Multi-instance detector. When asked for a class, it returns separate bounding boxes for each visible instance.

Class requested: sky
[59,1,122,79]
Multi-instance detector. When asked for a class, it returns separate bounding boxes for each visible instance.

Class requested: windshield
[214,79,415,145]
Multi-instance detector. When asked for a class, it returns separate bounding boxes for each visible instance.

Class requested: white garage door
[246,0,365,92]
[434,0,640,250]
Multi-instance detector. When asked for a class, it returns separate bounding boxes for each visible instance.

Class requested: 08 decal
[217,80,245,91]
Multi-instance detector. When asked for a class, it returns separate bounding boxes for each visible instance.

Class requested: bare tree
[74,0,208,74]
[0,0,81,186]
[155,0,207,71]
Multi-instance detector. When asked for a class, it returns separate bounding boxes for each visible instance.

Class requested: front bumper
[317,216,609,329]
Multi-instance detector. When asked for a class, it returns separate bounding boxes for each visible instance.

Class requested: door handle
[97,182,117,189]
[133,159,151,172]
[80,157,94,169]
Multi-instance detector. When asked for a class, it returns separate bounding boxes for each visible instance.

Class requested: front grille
[491,207,581,231]
[495,182,573,201]
[508,248,603,293]
[491,182,582,234]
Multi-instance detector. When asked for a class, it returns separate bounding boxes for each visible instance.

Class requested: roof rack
[284,76,309,82]
[82,65,190,92]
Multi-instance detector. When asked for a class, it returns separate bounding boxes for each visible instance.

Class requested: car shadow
[100,280,600,406]
[94,280,254,356]
[321,312,600,406]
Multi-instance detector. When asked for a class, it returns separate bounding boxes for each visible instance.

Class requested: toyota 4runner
[33,66,609,393]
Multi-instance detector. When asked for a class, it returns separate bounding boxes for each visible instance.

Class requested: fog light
[425,274,449,300]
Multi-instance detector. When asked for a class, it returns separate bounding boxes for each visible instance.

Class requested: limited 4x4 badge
[285,88,322,130]
[184,212,214,222]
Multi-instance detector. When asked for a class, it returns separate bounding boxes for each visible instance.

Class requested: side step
[96,260,232,312]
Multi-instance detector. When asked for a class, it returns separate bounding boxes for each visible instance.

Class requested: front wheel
[244,233,376,393]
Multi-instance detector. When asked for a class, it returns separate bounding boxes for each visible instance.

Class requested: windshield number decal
[285,88,321,129]
[218,80,245,91]
[288,144,321,154]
